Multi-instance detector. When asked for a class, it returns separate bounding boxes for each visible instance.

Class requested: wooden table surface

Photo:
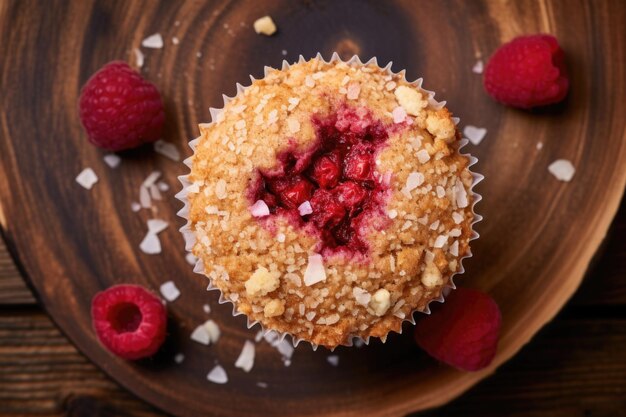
[1,195,624,416]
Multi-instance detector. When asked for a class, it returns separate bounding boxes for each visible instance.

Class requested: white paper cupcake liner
[175,53,483,350]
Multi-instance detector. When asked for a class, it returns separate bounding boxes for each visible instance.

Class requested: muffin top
[184,56,475,348]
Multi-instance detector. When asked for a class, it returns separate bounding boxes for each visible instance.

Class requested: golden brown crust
[186,58,474,347]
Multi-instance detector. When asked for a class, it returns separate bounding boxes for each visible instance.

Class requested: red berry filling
[249,105,392,257]
[91,284,167,360]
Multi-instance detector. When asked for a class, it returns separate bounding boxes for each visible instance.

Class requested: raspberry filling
[250,106,392,256]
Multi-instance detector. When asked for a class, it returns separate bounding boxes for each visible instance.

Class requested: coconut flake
[172,36,180,45]
[250,200,270,217]
[141,33,163,49]
[103,154,121,168]
[275,339,294,359]
[449,240,459,256]
[327,355,339,366]
[436,186,446,198]
[207,365,228,384]
[174,353,185,364]
[352,287,371,306]
[277,233,286,243]
[147,219,168,234]
[204,319,221,343]
[149,184,162,200]
[346,83,361,100]
[76,168,98,189]
[257,382,268,388]
[234,340,256,372]
[131,202,141,212]
[452,212,463,224]
[298,201,313,216]
[159,281,180,302]
[190,325,210,345]
[303,254,326,286]
[403,172,424,197]
[139,188,151,207]
[536,142,544,150]
[143,170,162,188]
[157,181,169,192]
[472,60,484,74]
[154,140,181,161]
[433,235,447,248]
[548,159,575,182]
[388,209,398,219]
[186,253,197,266]
[463,125,487,145]
[354,338,365,348]
[215,179,227,199]
[139,233,161,254]
[454,181,469,208]
[416,149,430,164]
[392,106,407,124]
[133,48,144,68]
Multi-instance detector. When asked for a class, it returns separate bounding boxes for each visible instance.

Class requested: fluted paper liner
[175,53,483,351]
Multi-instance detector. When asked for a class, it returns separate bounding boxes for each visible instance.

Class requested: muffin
[178,55,479,348]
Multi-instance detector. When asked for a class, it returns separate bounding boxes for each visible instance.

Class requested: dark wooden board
[1,0,626,416]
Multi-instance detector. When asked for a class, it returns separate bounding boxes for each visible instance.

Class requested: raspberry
[310,189,346,228]
[483,34,569,109]
[268,176,314,209]
[344,143,374,181]
[91,284,167,360]
[414,288,502,371]
[334,181,368,212]
[310,152,341,189]
[79,61,165,151]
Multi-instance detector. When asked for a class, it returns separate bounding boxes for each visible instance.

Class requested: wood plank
[0,310,165,417]
[0,236,34,305]
[1,310,624,417]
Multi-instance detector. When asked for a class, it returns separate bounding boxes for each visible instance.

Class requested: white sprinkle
[454,181,469,208]
[141,33,164,49]
[303,254,326,286]
[352,287,371,306]
[172,36,180,45]
[416,149,430,164]
[234,340,256,372]
[250,200,270,217]
[143,170,162,188]
[392,106,407,123]
[131,202,141,212]
[147,219,168,234]
[76,168,98,189]
[548,159,576,182]
[388,209,398,219]
[174,353,185,364]
[449,240,459,256]
[215,179,227,199]
[139,232,161,254]
[133,48,144,68]
[277,233,286,243]
[103,154,121,168]
[190,325,210,345]
[536,142,544,150]
[298,201,313,216]
[346,83,361,100]
[257,381,268,388]
[472,59,484,74]
[327,355,340,366]
[433,235,448,248]
[463,125,487,145]
[149,184,162,200]
[204,319,221,343]
[207,365,228,384]
[159,281,180,301]
[154,140,181,161]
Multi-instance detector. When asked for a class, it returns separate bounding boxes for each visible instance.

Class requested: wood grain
[1,0,625,416]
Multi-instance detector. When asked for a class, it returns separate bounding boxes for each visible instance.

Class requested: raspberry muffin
[178,55,478,348]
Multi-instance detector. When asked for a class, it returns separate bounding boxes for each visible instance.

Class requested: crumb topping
[187,57,475,347]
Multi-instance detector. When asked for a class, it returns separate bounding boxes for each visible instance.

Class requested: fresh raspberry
[79,61,165,151]
[483,34,569,109]
[91,284,167,360]
[414,288,502,371]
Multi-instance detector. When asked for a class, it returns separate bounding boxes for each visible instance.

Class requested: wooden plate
[1,1,625,416]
